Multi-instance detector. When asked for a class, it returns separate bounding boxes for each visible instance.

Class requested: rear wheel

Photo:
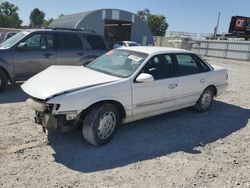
[194,87,215,112]
[0,70,7,92]
[82,103,120,146]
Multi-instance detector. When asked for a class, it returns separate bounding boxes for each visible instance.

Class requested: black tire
[0,69,7,92]
[82,103,120,146]
[194,87,215,112]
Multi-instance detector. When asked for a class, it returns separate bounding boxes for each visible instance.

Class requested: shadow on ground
[48,101,250,172]
[0,83,28,104]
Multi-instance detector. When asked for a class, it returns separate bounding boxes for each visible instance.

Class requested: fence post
[224,42,229,59]
[205,41,209,57]
[248,43,250,61]
[160,37,163,47]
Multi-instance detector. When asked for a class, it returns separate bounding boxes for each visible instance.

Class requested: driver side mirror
[136,73,154,83]
[16,42,27,50]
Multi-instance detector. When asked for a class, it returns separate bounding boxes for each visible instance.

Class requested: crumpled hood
[21,66,121,100]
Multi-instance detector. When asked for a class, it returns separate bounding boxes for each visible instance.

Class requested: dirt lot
[0,57,250,188]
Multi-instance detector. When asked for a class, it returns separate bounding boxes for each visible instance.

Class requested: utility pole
[213,12,221,38]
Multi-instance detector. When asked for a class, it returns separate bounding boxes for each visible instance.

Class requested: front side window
[176,54,209,76]
[22,33,54,50]
[142,54,174,80]
[87,49,148,78]
[41,34,54,49]
[25,34,41,49]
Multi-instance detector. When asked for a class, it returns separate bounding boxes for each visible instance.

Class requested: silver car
[0,28,108,92]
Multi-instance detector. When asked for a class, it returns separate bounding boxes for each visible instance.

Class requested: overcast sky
[5,0,250,34]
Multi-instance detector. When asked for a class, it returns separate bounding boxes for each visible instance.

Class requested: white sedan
[21,47,228,146]
[113,41,140,48]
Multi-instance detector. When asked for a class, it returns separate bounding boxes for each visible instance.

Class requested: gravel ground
[0,57,250,188]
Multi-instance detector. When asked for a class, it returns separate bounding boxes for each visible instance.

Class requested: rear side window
[56,34,82,49]
[176,54,209,76]
[86,35,106,49]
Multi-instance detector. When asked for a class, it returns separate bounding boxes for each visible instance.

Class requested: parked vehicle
[2,32,18,42]
[21,47,228,146]
[113,41,140,48]
[0,28,108,91]
[0,32,5,43]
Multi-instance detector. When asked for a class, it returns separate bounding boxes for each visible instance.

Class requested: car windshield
[0,31,30,49]
[128,42,139,47]
[86,49,148,78]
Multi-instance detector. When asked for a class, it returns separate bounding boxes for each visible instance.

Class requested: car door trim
[134,91,201,108]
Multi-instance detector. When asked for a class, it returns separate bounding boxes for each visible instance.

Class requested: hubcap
[201,90,213,109]
[97,111,116,140]
[0,78,2,86]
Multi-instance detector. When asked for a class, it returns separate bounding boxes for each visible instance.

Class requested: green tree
[137,8,151,22]
[137,9,169,36]
[29,8,45,28]
[0,1,22,28]
[148,15,168,36]
[43,18,54,28]
[58,14,64,18]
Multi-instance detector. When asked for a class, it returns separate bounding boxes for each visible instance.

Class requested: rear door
[175,53,211,108]
[55,33,86,66]
[13,32,56,79]
[83,35,108,64]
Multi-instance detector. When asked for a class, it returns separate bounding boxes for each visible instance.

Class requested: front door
[132,54,178,120]
[13,33,56,80]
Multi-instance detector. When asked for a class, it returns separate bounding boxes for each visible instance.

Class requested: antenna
[213,12,221,38]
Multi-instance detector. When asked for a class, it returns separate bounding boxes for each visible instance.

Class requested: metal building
[49,9,154,48]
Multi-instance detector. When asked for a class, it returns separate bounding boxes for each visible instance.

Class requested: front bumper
[26,98,78,132]
[35,112,58,130]
[35,111,78,132]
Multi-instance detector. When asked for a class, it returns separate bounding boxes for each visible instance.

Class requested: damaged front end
[26,98,79,132]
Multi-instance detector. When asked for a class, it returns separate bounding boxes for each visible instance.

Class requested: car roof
[20,28,102,36]
[124,41,138,43]
[120,46,193,55]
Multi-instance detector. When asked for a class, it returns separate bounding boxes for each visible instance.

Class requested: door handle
[43,53,52,58]
[200,78,205,83]
[169,83,178,89]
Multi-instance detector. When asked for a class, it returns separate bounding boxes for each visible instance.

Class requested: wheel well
[206,85,217,96]
[84,100,126,120]
[0,66,11,82]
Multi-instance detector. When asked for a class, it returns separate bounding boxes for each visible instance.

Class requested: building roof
[49,10,95,28]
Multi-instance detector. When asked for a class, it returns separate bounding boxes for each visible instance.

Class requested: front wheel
[194,87,215,112]
[0,70,7,92]
[82,103,120,146]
